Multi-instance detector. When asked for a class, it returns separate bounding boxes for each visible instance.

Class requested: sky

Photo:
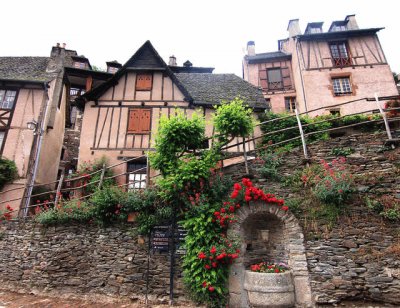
[1,0,399,77]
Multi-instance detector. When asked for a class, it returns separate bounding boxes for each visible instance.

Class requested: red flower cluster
[198,244,240,270]
[1,205,14,221]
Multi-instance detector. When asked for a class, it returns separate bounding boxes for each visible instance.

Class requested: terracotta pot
[244,270,295,308]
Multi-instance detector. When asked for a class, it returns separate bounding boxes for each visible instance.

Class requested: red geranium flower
[210,246,217,254]
[208,286,215,292]
[198,252,206,259]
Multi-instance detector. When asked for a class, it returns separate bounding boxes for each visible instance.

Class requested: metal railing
[1,94,399,218]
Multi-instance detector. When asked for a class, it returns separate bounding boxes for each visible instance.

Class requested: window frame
[127,108,152,134]
[284,97,297,113]
[0,89,18,110]
[0,130,7,155]
[127,161,148,190]
[329,41,352,67]
[267,68,283,91]
[135,73,153,91]
[331,76,353,96]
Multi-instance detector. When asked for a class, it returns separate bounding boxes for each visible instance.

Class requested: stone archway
[228,201,313,307]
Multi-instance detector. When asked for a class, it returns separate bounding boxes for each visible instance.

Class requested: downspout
[22,82,50,217]
[295,38,308,112]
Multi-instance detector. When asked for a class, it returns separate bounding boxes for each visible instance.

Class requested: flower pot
[244,270,295,308]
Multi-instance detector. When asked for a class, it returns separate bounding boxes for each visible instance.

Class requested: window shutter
[259,70,268,89]
[281,67,292,88]
[128,109,151,133]
[136,73,153,91]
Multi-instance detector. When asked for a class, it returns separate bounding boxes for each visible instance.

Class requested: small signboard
[150,225,187,255]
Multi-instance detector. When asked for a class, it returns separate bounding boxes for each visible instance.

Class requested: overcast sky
[1,0,399,77]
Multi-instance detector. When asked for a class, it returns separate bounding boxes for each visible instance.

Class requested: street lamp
[27,120,42,135]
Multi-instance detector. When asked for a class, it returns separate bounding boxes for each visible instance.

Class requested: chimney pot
[169,55,177,66]
[62,43,66,48]
[56,43,60,47]
[247,41,256,56]
[345,14,359,30]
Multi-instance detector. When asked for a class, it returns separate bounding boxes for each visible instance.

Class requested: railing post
[374,93,392,140]
[54,172,65,207]
[295,108,309,159]
[242,138,249,174]
[98,163,107,190]
[146,153,150,188]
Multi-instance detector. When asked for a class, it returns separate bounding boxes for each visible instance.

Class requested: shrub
[0,205,14,221]
[0,157,18,189]
[35,199,94,225]
[255,151,282,180]
[366,195,400,221]
[72,156,115,196]
[90,186,127,224]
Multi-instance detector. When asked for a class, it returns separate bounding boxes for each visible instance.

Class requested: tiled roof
[175,73,267,110]
[245,51,291,63]
[0,57,53,82]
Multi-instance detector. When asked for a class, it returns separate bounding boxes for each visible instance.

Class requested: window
[329,42,352,66]
[73,62,86,69]
[332,77,352,96]
[128,109,151,133]
[0,90,17,109]
[309,27,322,33]
[267,68,283,90]
[107,66,119,74]
[0,131,5,152]
[329,109,341,116]
[127,162,147,190]
[135,73,153,91]
[331,25,347,32]
[285,97,296,112]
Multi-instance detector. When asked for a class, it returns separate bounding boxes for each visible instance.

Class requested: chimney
[247,41,255,56]
[56,42,60,47]
[345,14,359,30]
[169,55,177,66]
[287,19,301,38]
[62,43,66,49]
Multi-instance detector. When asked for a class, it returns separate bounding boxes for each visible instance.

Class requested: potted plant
[244,262,295,308]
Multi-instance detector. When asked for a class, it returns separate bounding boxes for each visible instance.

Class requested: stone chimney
[345,14,359,30]
[247,41,255,56]
[169,55,177,66]
[287,19,301,38]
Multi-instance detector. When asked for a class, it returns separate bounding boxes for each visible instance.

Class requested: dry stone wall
[226,131,400,305]
[0,222,184,304]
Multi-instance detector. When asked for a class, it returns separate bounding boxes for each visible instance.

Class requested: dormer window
[305,22,323,34]
[329,21,348,32]
[107,66,119,74]
[331,25,347,32]
[73,61,87,69]
[0,90,17,109]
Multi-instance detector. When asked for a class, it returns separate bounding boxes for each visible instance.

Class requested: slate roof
[0,57,52,82]
[245,51,291,64]
[175,73,267,110]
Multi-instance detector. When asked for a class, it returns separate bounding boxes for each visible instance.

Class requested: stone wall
[0,222,185,304]
[226,131,400,305]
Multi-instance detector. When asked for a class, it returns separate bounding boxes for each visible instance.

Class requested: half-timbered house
[78,41,266,188]
[243,15,398,115]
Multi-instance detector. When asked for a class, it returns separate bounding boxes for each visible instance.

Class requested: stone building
[243,15,399,115]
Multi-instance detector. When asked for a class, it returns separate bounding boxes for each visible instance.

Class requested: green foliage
[259,112,383,151]
[150,110,206,176]
[213,97,255,143]
[0,157,18,189]
[330,147,354,157]
[366,195,400,221]
[35,199,94,225]
[73,156,115,195]
[255,151,283,180]
[90,186,126,224]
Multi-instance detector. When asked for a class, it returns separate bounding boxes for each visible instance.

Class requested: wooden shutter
[259,70,268,89]
[281,67,292,88]
[136,73,153,91]
[128,109,151,133]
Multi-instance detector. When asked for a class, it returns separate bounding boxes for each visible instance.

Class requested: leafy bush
[366,195,400,221]
[35,199,94,225]
[0,157,18,189]
[255,151,283,180]
[213,97,255,143]
[72,156,115,196]
[0,205,14,221]
[90,186,127,224]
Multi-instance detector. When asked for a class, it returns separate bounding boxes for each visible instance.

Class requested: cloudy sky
[1,0,398,77]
